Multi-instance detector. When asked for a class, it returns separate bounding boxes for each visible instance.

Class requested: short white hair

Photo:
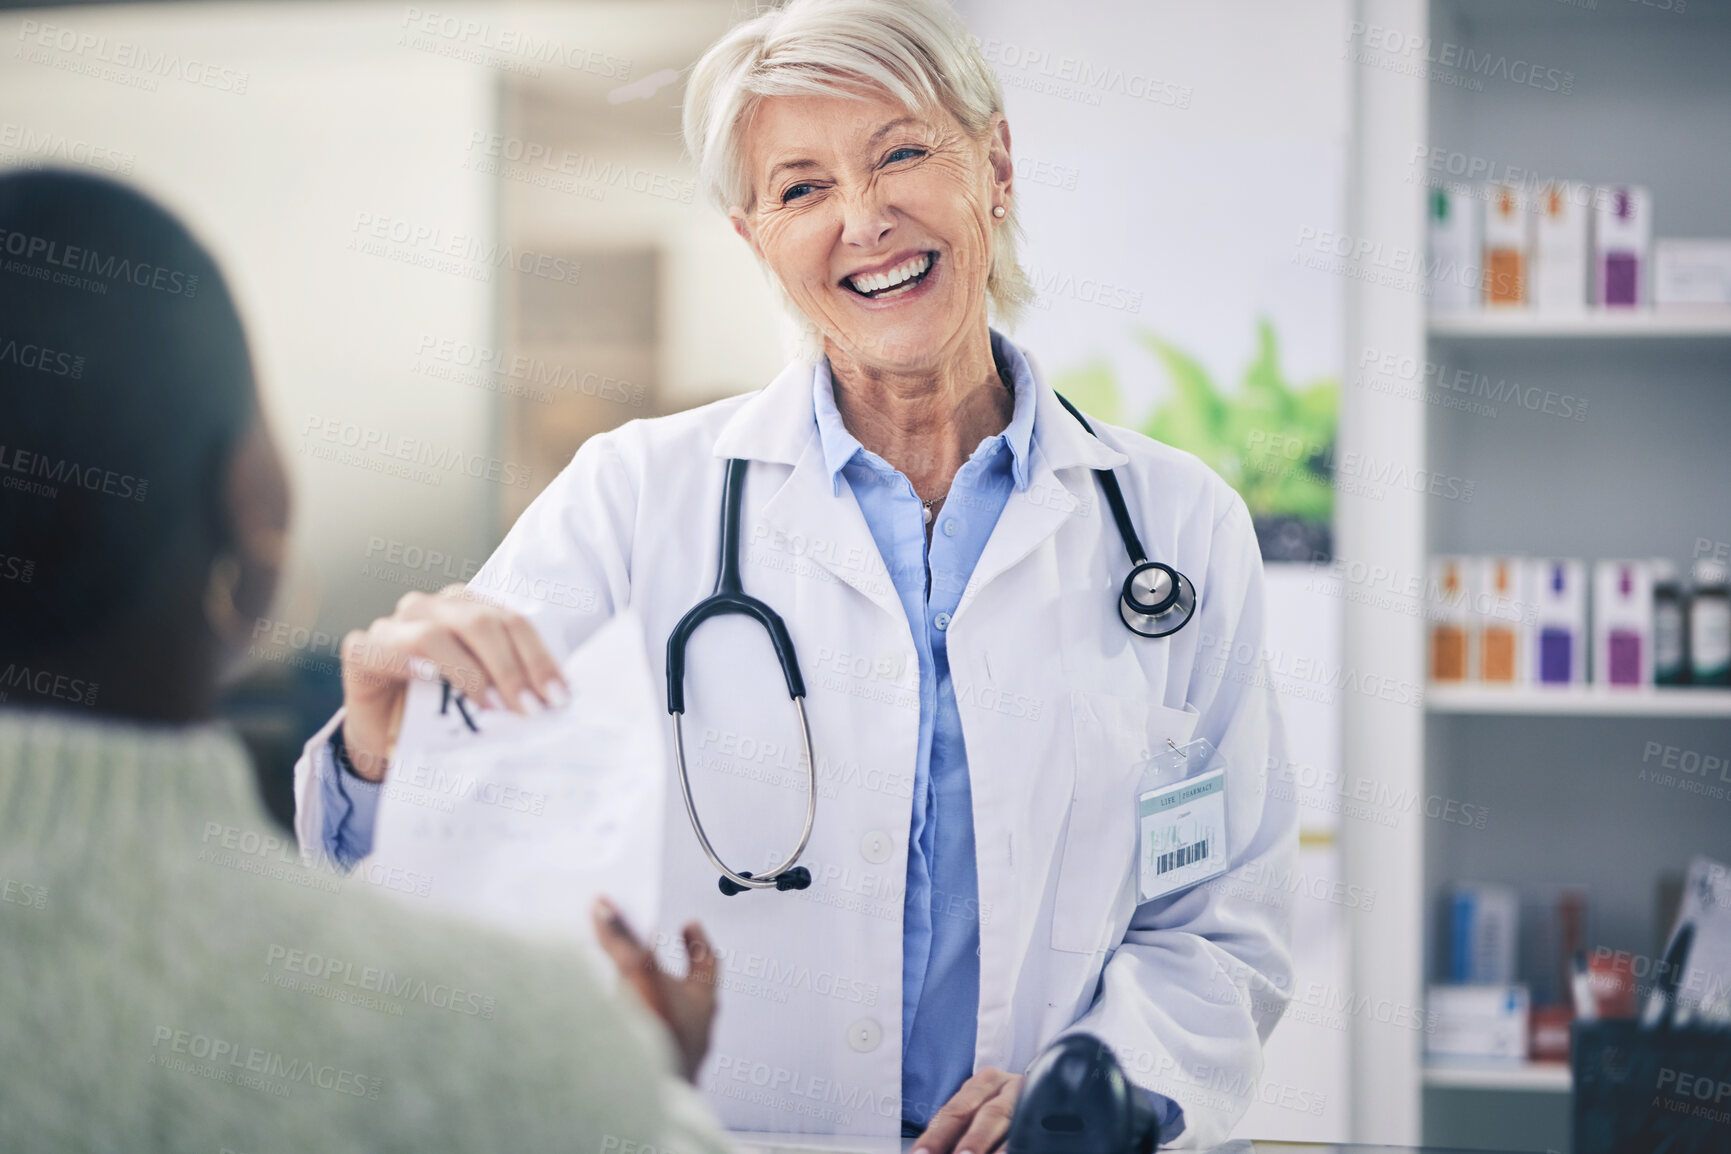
[683,0,1034,346]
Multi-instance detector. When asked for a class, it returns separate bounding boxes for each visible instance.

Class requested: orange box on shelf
[1484,184,1530,307]
[1478,557,1529,685]
[1431,557,1474,682]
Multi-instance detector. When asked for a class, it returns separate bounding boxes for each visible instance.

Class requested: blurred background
[4,0,1730,1148]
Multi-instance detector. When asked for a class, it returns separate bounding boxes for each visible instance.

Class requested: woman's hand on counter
[337,584,568,781]
[915,1068,1024,1154]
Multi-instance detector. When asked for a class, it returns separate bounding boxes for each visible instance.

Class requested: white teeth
[850,252,931,295]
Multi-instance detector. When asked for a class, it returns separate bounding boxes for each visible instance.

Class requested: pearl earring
[992,205,1006,219]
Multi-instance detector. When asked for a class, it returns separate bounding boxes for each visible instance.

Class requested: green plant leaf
[1137,318,1338,522]
[1138,333,1238,486]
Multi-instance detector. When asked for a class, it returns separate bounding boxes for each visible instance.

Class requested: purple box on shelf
[1594,186,1651,308]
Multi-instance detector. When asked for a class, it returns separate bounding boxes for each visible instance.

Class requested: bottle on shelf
[1690,559,1731,686]
[1652,560,1689,686]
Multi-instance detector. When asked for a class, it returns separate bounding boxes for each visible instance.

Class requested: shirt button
[934,612,951,631]
[859,831,893,864]
[847,1018,883,1053]
[941,517,959,537]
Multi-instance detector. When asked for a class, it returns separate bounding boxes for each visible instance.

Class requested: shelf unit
[1429,309,1731,339]
[1340,0,1731,1146]
[1412,3,1731,1150]
[1427,686,1731,717]
[1421,1061,1571,1094]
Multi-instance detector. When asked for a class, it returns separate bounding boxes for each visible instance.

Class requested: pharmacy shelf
[1428,309,1731,339]
[1427,685,1731,717]
[1422,1061,1572,1093]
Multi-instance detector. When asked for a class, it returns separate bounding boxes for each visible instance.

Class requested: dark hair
[0,169,255,656]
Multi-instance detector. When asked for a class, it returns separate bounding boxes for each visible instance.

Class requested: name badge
[1137,740,1229,902]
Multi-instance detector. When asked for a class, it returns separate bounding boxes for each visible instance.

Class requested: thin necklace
[917,364,1011,524]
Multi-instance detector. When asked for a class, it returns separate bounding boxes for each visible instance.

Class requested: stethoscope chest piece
[1119,561,1196,638]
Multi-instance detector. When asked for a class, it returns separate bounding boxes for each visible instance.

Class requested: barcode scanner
[1006,1034,1160,1154]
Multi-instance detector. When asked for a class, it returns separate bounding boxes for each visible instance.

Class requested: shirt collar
[810,328,1038,497]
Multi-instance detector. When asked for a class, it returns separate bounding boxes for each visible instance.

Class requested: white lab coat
[293,345,1297,1147]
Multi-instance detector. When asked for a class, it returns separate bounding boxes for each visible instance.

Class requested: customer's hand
[915,1068,1024,1154]
[592,897,718,1083]
[338,584,568,781]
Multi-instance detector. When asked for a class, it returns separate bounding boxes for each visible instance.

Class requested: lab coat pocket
[1051,691,1200,955]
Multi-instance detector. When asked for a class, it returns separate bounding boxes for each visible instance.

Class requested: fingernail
[483,687,505,711]
[545,681,571,709]
[407,657,439,682]
[517,688,544,715]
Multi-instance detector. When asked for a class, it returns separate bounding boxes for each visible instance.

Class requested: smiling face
[730,86,1012,374]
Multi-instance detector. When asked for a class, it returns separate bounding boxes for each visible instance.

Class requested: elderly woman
[294,0,1297,1147]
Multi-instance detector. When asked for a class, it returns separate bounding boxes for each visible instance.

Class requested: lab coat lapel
[715,357,907,625]
[957,380,1128,620]
[756,436,908,627]
[711,357,818,468]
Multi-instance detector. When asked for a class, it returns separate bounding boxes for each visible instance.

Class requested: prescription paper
[367,610,665,965]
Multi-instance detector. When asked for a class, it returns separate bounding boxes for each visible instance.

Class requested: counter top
[726,1136,1542,1154]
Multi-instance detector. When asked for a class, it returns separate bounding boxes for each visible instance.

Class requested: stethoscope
[664,392,1198,896]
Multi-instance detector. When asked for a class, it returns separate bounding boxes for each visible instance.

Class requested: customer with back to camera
[0,167,729,1153]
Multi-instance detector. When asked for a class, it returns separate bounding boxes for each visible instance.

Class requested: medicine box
[1483,183,1529,307]
[1654,239,1731,307]
[1448,883,1520,984]
[1430,556,1475,682]
[1531,181,1590,312]
[1427,184,1481,313]
[1427,984,1531,1061]
[1593,185,1651,308]
[1476,557,1529,686]
[1529,559,1587,686]
[1592,560,1654,688]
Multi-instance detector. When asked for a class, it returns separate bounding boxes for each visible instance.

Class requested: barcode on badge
[1156,840,1209,876]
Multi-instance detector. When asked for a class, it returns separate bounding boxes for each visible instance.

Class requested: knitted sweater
[0,708,731,1154]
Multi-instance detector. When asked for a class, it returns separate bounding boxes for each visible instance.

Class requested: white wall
[1,2,500,639]
[0,0,794,640]
[953,0,1351,421]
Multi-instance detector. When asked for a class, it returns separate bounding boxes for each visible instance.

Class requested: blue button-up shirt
[810,330,1036,1127]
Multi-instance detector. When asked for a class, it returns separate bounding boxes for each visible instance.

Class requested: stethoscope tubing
[667,457,817,891]
[670,699,818,891]
[1051,391,1149,567]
